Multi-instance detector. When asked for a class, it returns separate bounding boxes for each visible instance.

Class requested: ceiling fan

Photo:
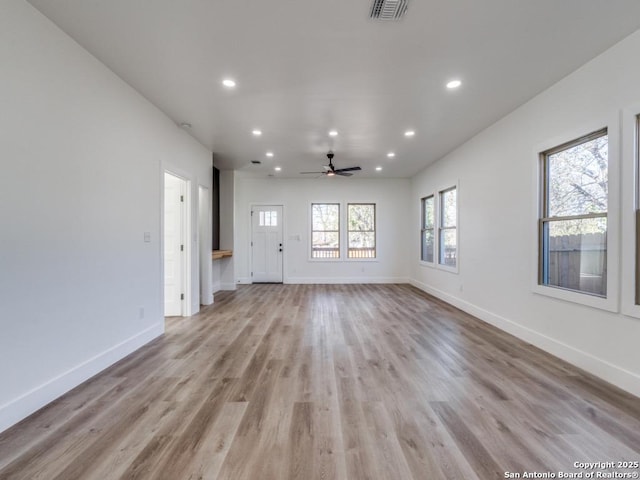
[301,151,362,177]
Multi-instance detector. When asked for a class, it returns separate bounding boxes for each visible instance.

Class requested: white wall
[410,30,640,396]
[235,177,411,284]
[0,0,211,433]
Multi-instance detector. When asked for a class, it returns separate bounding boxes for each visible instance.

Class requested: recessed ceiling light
[252,129,262,136]
[404,130,415,137]
[446,79,462,89]
[376,166,383,171]
[274,166,282,171]
[222,79,236,88]
[387,152,395,158]
[328,130,338,137]
[266,152,274,157]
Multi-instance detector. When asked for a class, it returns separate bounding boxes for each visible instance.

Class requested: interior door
[251,205,283,283]
[164,172,186,316]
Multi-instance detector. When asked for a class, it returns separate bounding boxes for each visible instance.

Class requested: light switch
[144,232,151,243]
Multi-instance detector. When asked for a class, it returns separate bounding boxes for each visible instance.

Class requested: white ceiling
[27,0,640,178]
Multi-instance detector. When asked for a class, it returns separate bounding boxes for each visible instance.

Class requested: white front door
[164,172,186,316]
[251,205,283,283]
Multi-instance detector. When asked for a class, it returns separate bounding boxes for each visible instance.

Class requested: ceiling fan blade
[333,166,361,173]
[300,171,326,174]
[336,172,353,176]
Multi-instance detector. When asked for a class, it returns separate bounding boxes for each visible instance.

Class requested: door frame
[162,167,193,317]
[249,203,285,284]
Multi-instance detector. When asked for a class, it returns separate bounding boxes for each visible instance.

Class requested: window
[259,210,278,226]
[539,129,608,297]
[438,187,457,267]
[348,204,376,258]
[310,203,377,260]
[421,195,435,262]
[311,203,340,258]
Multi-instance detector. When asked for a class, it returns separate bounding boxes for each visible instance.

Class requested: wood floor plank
[184,401,248,480]
[0,284,638,480]
[429,401,504,480]
[288,402,315,480]
[0,373,124,470]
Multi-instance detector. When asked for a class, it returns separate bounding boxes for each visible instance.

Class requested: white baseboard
[0,323,164,434]
[284,276,409,284]
[409,279,640,398]
[237,276,408,285]
[213,282,236,292]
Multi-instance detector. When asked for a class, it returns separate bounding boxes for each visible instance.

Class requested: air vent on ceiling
[370,0,408,20]
[251,160,262,165]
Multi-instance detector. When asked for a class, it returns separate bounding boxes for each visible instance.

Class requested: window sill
[308,258,379,263]
[419,260,459,274]
[419,260,436,268]
[532,284,618,313]
[436,263,459,274]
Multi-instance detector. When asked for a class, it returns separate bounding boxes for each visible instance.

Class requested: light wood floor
[1,284,639,480]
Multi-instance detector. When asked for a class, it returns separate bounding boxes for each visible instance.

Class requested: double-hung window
[311,203,377,260]
[438,187,457,267]
[539,129,608,297]
[421,196,435,263]
[347,204,376,258]
[311,203,340,259]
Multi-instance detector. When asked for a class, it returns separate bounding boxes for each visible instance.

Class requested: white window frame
[621,106,640,318]
[310,203,341,261]
[531,119,620,313]
[419,183,459,274]
[347,203,377,260]
[437,186,458,272]
[420,195,435,265]
[308,201,379,262]
[538,129,608,297]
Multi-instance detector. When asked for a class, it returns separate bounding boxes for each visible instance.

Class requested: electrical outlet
[139,307,145,319]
